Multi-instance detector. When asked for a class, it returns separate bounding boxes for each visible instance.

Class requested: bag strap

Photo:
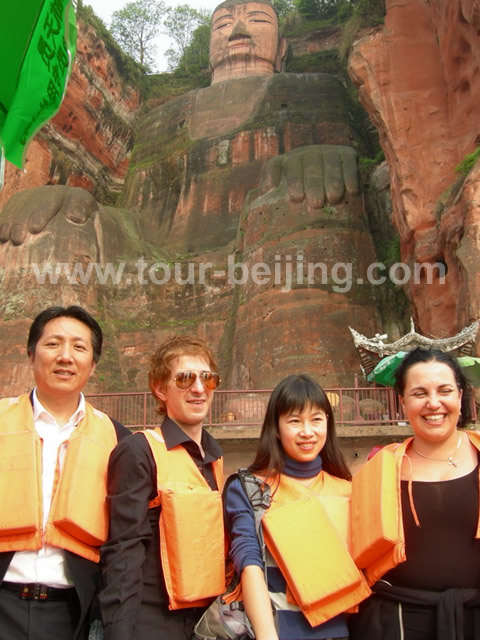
[236,468,271,568]
[218,469,277,637]
[222,468,272,597]
[236,468,277,633]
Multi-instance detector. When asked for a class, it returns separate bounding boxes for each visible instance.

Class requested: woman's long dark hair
[394,347,472,427]
[249,374,351,481]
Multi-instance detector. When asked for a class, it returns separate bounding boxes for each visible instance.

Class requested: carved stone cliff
[0,69,382,392]
[0,17,141,211]
[348,0,480,339]
[7,0,477,394]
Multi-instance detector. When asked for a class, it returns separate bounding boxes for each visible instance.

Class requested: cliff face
[0,18,141,211]
[3,1,478,396]
[121,73,369,253]
[0,65,382,393]
[348,0,480,338]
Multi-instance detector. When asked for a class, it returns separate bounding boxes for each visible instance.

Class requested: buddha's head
[210,0,287,85]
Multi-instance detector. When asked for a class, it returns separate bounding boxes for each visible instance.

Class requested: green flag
[0,0,77,170]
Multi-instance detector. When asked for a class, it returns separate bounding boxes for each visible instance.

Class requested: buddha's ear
[275,35,288,72]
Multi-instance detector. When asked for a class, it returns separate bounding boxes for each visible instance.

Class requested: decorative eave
[349,319,479,376]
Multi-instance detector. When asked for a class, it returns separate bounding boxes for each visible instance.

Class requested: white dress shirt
[4,389,85,587]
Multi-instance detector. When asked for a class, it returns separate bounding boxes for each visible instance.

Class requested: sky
[84,0,220,72]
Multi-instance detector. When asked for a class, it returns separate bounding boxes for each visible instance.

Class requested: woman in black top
[349,348,480,640]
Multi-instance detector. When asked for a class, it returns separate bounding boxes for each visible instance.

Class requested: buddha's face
[210,2,283,75]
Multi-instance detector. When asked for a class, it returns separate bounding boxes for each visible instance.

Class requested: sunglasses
[172,371,221,390]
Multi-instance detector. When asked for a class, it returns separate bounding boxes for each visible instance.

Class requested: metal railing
[85,381,478,430]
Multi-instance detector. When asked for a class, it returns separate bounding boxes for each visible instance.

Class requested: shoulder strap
[222,469,276,634]
[236,468,271,570]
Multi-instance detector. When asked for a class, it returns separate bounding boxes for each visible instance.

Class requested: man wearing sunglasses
[99,335,224,640]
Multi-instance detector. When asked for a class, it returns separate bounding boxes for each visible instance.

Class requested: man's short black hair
[27,306,103,363]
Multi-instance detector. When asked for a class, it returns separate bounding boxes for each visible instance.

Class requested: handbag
[193,469,273,640]
[192,597,252,640]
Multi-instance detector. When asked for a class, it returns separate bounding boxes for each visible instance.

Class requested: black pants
[133,602,203,640]
[0,587,82,640]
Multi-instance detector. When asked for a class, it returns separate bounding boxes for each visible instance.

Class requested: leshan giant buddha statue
[0,0,380,389]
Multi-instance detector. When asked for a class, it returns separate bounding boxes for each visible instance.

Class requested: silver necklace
[411,434,462,467]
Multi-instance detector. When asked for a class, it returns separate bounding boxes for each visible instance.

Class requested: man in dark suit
[0,305,130,640]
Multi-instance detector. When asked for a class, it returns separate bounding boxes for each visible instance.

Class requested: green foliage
[110,0,166,71]
[187,23,211,69]
[169,23,210,76]
[272,0,296,20]
[280,9,304,34]
[163,5,210,73]
[339,0,385,57]
[372,235,409,328]
[77,4,148,94]
[354,0,385,22]
[456,146,480,175]
[295,0,339,20]
[282,0,354,36]
[336,0,353,21]
[146,71,208,104]
[286,48,346,78]
[380,236,401,268]
[294,0,355,22]
[338,12,361,57]
[435,147,480,216]
[359,149,385,167]
[282,17,329,36]
[434,174,465,221]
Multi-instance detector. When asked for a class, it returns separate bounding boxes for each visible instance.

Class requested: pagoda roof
[349,319,479,376]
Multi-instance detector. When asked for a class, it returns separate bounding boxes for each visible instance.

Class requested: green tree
[335,0,353,22]
[295,0,344,20]
[163,5,210,73]
[165,47,181,72]
[175,23,210,73]
[353,0,384,22]
[110,0,166,71]
[272,0,296,20]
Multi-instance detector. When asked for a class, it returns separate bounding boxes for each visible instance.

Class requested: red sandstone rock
[6,1,479,395]
[0,19,141,211]
[348,0,480,338]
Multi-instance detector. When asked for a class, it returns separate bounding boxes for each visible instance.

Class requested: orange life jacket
[352,431,480,586]
[0,394,118,563]
[142,427,225,610]
[260,471,371,627]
